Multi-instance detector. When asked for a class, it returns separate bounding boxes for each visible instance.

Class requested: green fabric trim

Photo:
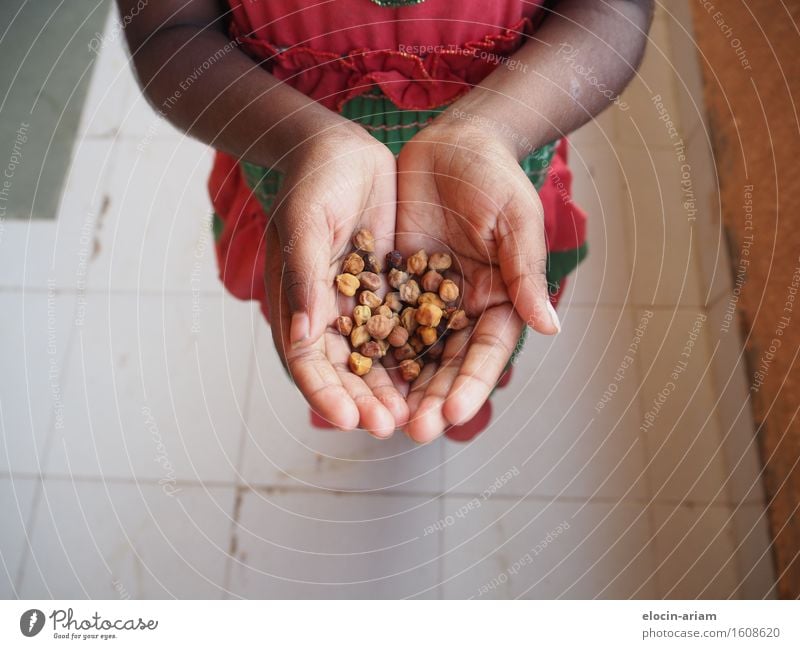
[212,212,224,242]
[241,160,284,214]
[522,142,557,190]
[340,93,445,156]
[237,91,559,211]
[368,0,426,6]
[548,241,589,287]
[507,325,529,371]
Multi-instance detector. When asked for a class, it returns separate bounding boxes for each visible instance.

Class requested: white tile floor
[0,3,777,599]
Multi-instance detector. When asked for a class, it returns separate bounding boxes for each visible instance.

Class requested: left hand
[395,120,560,443]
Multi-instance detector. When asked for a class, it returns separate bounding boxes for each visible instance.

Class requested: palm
[395,126,552,442]
[265,137,409,437]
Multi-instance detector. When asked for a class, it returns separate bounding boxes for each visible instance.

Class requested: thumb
[497,186,561,336]
[274,203,332,348]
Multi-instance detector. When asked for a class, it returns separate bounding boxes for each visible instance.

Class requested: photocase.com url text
[641,612,780,640]
[642,627,781,640]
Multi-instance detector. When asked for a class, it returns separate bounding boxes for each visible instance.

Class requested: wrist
[436,99,544,162]
[418,114,518,165]
[266,108,380,173]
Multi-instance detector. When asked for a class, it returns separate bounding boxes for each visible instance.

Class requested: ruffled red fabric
[540,140,587,254]
[209,153,267,311]
[230,17,535,111]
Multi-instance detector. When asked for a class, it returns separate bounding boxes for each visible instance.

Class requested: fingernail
[290,312,310,347]
[369,429,394,440]
[546,301,562,334]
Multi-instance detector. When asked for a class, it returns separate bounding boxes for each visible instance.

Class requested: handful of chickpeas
[335,229,470,380]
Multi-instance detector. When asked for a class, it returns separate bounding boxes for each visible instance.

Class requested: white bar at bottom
[1,600,797,647]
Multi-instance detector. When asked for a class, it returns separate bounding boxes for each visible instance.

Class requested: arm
[117,0,368,170]
[118,0,406,437]
[396,1,653,441]
[440,0,654,159]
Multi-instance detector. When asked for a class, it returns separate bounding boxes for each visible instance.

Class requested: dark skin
[119,0,653,441]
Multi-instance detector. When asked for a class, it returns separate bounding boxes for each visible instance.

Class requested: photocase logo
[20,609,45,637]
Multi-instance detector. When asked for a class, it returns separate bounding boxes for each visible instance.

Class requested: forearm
[440,0,654,159]
[126,25,360,171]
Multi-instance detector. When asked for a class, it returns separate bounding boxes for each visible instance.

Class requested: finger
[285,337,361,431]
[329,346,398,439]
[361,362,410,432]
[443,305,524,426]
[265,221,293,367]
[273,187,333,348]
[456,260,508,314]
[266,223,360,431]
[404,361,440,443]
[404,329,471,443]
[496,174,561,335]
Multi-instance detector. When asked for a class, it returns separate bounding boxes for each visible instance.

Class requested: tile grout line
[2,469,766,509]
[612,8,701,592]
[663,1,748,595]
[221,323,261,599]
[626,304,663,590]
[13,93,126,594]
[641,2,750,596]
[14,308,79,594]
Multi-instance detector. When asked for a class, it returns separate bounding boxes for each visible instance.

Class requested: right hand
[264,126,409,438]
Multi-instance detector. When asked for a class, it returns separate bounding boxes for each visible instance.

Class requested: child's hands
[396,122,560,443]
[264,128,409,437]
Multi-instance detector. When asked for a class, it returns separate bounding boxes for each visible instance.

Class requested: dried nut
[376,339,390,357]
[353,305,371,326]
[409,335,425,353]
[352,229,375,252]
[416,302,443,327]
[428,252,452,271]
[447,309,470,331]
[421,270,443,292]
[439,279,459,302]
[407,249,428,275]
[419,292,445,309]
[393,343,416,361]
[366,314,394,340]
[388,268,409,289]
[418,325,438,346]
[399,280,421,305]
[363,252,381,273]
[348,352,372,376]
[385,250,404,271]
[336,273,360,296]
[359,341,384,359]
[342,252,365,275]
[384,292,403,313]
[357,271,382,292]
[426,340,445,360]
[350,325,370,348]
[337,315,353,336]
[359,290,382,310]
[338,238,467,375]
[400,307,418,333]
[399,359,422,382]
[388,325,409,347]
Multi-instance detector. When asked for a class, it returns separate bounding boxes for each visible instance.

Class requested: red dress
[208,0,587,440]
